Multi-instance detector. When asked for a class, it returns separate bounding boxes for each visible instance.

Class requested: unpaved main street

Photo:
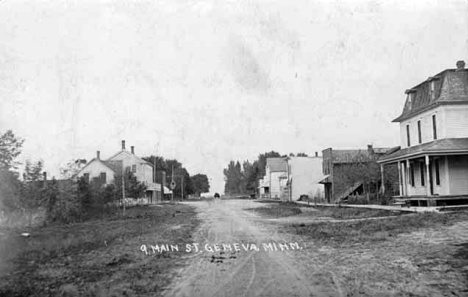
[164,200,340,297]
[164,199,468,297]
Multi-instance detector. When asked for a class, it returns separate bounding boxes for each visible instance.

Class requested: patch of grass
[0,204,200,296]
[248,205,302,218]
[291,211,468,244]
[308,206,405,220]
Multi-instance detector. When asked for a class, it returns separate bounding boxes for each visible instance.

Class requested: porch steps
[391,198,411,207]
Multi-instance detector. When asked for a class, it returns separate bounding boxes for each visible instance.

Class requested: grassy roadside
[249,201,404,220]
[292,211,468,244]
[249,201,468,244]
[0,203,200,297]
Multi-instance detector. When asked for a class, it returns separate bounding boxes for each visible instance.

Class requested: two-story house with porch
[74,140,161,202]
[378,60,468,206]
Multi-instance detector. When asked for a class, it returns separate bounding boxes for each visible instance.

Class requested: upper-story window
[430,81,435,100]
[417,120,422,144]
[432,114,437,140]
[406,124,411,147]
[100,172,106,184]
[132,164,137,173]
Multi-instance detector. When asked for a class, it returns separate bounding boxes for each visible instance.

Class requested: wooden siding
[444,106,468,138]
[289,157,324,200]
[449,155,468,195]
[270,172,284,199]
[76,160,115,184]
[399,106,444,148]
[108,151,154,185]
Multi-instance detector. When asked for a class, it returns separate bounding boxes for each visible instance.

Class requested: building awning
[163,186,172,194]
[318,174,331,184]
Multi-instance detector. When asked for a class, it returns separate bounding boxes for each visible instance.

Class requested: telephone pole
[171,164,174,202]
[181,175,184,201]
[122,165,126,215]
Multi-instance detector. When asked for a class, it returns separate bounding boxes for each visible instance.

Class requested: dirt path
[163,200,339,297]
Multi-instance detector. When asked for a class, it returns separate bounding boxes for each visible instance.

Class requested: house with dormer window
[379,60,468,206]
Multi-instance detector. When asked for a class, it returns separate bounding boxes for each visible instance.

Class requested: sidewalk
[294,200,437,213]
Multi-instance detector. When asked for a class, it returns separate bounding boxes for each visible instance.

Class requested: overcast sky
[1,0,467,193]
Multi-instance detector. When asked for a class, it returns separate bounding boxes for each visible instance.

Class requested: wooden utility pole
[181,175,184,201]
[153,148,157,203]
[171,164,174,203]
[122,166,126,216]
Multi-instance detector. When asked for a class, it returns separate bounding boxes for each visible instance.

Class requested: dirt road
[164,200,340,297]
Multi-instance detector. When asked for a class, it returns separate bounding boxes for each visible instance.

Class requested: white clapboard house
[379,60,468,207]
[74,140,161,202]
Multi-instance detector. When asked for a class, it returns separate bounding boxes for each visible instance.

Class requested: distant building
[74,140,161,202]
[320,145,399,203]
[264,158,288,199]
[279,154,325,201]
[379,61,468,206]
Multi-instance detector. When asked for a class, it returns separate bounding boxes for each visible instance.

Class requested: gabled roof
[266,158,287,172]
[106,150,153,167]
[378,138,468,163]
[393,68,468,122]
[103,160,123,174]
[73,158,122,178]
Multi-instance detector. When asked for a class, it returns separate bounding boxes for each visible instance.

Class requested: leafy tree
[223,160,244,194]
[191,174,210,195]
[124,169,147,198]
[0,130,24,170]
[20,160,46,226]
[59,159,87,179]
[296,152,308,157]
[0,169,22,210]
[0,130,24,210]
[142,155,166,172]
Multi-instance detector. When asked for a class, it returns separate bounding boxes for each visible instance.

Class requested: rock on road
[163,200,340,297]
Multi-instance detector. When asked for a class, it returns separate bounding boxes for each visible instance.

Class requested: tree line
[0,130,210,225]
[141,156,210,197]
[223,151,308,195]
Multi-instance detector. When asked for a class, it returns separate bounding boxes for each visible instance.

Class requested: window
[410,164,415,187]
[430,81,435,100]
[407,93,413,111]
[420,163,425,186]
[83,173,90,183]
[132,164,137,173]
[417,120,422,144]
[406,124,411,147]
[100,172,106,184]
[435,159,440,186]
[432,115,437,140]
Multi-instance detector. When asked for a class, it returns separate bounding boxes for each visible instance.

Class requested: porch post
[397,161,403,196]
[406,159,410,196]
[380,164,385,194]
[425,155,431,196]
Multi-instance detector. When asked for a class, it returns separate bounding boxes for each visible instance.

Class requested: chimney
[97,151,100,160]
[315,152,318,157]
[121,140,126,150]
[131,146,135,154]
[456,60,465,71]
